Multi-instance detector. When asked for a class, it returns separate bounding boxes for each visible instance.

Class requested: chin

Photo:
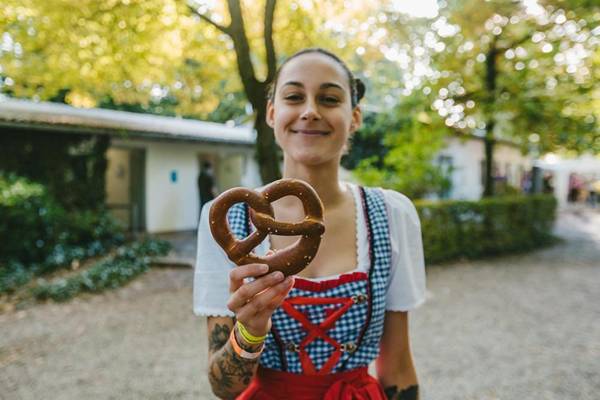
[291,151,339,167]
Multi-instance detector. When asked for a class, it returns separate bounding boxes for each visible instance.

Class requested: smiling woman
[194,48,426,400]
[266,49,365,169]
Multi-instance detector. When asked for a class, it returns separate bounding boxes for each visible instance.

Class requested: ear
[350,105,362,133]
[266,99,275,128]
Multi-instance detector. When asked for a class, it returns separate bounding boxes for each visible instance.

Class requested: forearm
[208,338,259,399]
[207,322,260,399]
[383,384,419,400]
[377,311,420,400]
[377,363,419,400]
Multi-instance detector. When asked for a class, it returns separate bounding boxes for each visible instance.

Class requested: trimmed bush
[416,194,557,264]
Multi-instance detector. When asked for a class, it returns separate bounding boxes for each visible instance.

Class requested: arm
[207,317,259,399]
[376,311,420,400]
[206,263,294,399]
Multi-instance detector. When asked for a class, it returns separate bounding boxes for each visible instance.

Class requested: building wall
[437,137,531,200]
[109,138,257,233]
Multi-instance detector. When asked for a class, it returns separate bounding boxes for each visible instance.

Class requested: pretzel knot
[209,179,325,276]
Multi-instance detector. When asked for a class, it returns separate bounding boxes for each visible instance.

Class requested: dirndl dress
[226,187,393,400]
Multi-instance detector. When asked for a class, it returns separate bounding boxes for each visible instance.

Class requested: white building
[0,97,261,233]
[435,135,532,200]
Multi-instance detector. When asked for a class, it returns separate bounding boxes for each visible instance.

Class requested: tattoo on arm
[208,323,258,399]
[209,323,231,353]
[384,384,419,400]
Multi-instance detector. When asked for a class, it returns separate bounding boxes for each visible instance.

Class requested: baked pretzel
[209,179,325,276]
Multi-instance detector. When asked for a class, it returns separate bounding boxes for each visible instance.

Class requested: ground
[1,208,598,400]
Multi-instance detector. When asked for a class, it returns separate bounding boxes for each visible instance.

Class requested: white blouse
[193,183,426,317]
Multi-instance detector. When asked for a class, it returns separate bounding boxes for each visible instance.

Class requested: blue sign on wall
[170,170,178,183]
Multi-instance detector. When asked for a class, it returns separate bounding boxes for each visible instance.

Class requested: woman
[194,48,426,400]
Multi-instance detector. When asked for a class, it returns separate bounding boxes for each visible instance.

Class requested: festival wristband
[229,329,263,360]
[236,321,267,345]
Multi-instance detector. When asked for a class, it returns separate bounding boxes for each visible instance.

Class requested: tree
[187,0,281,183]
[186,0,404,183]
[349,90,451,199]
[2,0,397,184]
[383,0,599,196]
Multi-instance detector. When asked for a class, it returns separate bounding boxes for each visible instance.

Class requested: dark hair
[267,48,366,108]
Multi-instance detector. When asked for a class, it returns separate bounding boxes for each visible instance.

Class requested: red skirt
[236,366,386,400]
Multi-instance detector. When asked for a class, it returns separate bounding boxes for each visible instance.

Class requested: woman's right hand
[227,261,294,340]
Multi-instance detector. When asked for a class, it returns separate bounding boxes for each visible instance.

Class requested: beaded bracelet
[229,329,263,360]
[236,321,267,345]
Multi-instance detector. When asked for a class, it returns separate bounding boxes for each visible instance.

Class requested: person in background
[198,161,218,210]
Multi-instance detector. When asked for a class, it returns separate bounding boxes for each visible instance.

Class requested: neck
[281,158,346,210]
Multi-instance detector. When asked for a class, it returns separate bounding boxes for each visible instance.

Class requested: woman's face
[267,53,361,167]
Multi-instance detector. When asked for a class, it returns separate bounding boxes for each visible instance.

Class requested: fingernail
[273,271,283,280]
[260,264,269,272]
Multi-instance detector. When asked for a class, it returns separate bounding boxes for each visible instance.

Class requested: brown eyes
[283,94,341,105]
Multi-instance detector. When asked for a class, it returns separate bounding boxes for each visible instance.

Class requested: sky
[391,0,440,18]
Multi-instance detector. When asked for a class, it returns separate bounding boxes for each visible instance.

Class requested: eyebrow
[281,81,345,91]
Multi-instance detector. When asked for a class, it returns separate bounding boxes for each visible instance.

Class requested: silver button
[341,342,357,353]
[286,342,299,352]
[351,293,368,304]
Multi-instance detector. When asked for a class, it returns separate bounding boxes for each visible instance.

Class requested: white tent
[534,154,600,207]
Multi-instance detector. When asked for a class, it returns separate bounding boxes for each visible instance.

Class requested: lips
[291,129,330,136]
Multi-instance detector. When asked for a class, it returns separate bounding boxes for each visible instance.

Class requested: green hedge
[416,194,557,264]
[32,239,171,303]
[0,174,125,293]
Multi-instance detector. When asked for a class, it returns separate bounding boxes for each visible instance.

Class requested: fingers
[229,263,269,293]
[235,276,295,322]
[227,270,285,311]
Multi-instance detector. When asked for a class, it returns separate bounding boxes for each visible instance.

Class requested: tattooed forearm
[209,323,231,353]
[208,324,259,399]
[384,384,419,400]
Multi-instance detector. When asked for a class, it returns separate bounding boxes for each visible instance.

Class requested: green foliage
[0,174,125,293]
[1,174,69,265]
[0,129,109,210]
[350,92,451,199]
[416,194,557,264]
[31,239,171,302]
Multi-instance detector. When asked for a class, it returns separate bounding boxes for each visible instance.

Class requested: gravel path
[1,209,598,400]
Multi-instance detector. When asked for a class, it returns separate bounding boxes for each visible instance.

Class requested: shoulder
[360,185,420,227]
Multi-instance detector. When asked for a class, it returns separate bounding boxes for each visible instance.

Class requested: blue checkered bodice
[227,187,391,374]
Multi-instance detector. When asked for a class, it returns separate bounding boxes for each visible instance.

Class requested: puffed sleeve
[382,189,426,311]
[192,201,235,317]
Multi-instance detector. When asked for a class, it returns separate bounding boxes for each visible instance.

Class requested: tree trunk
[482,43,498,197]
[253,99,281,184]
[192,0,281,184]
[483,126,495,197]
[226,0,281,184]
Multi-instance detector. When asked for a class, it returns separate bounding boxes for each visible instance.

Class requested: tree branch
[187,4,231,35]
[264,0,277,83]
[227,0,261,104]
[497,32,532,52]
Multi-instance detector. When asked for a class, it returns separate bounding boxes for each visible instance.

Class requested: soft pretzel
[209,179,325,276]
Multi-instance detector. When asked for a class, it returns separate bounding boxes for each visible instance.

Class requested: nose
[300,99,321,121]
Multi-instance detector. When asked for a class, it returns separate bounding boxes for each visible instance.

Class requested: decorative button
[341,342,357,353]
[351,293,368,304]
[286,342,299,352]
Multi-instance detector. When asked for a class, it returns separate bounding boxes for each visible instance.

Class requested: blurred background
[1,1,599,399]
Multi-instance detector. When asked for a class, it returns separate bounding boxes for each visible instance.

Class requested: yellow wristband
[236,321,267,345]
